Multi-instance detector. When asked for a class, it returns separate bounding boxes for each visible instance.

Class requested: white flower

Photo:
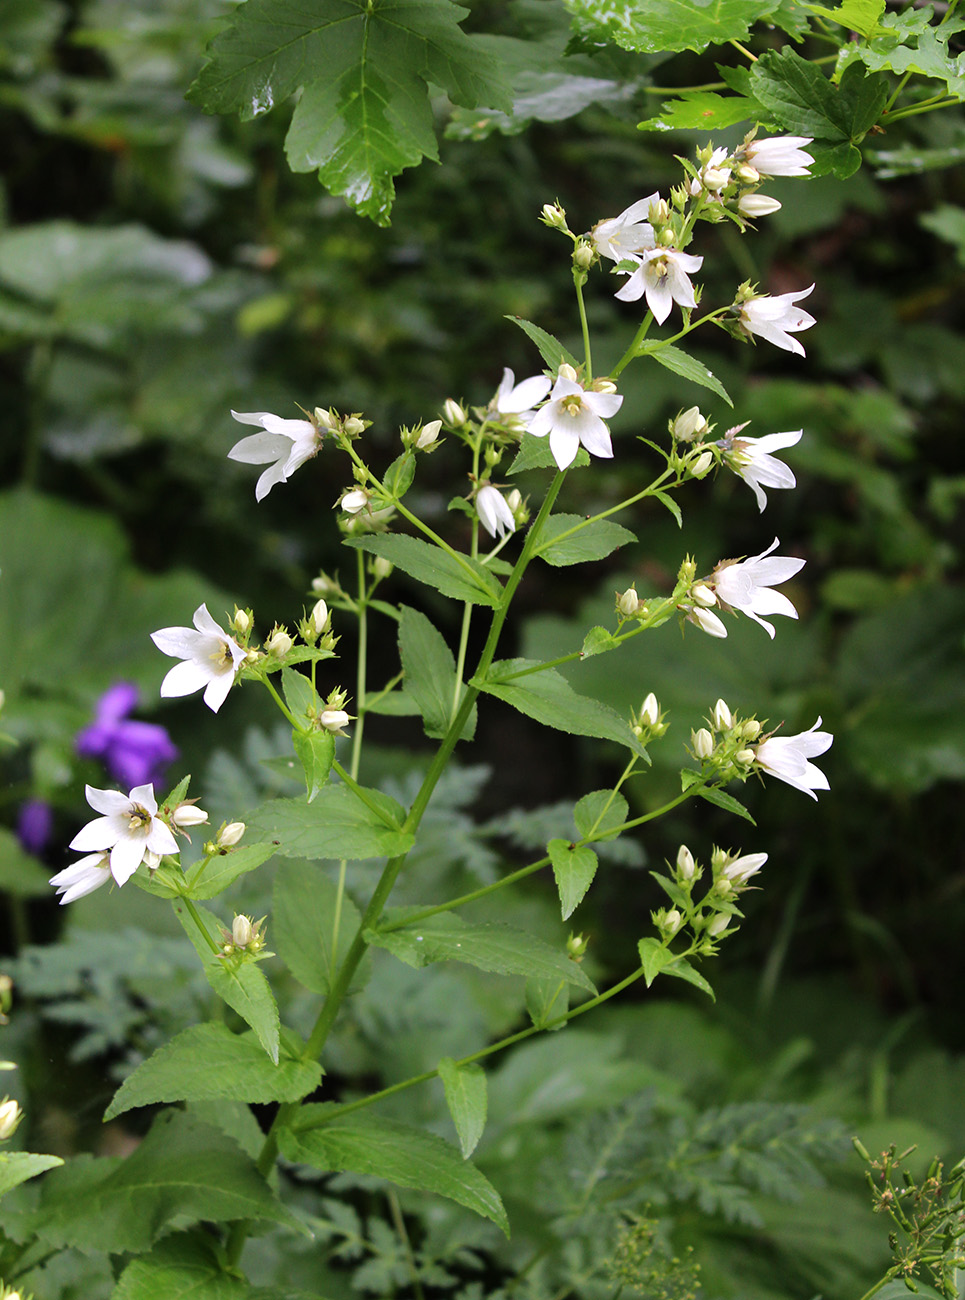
[227,410,319,502]
[151,603,247,713]
[699,146,732,193]
[339,488,368,515]
[744,135,814,177]
[49,852,113,905]
[721,427,802,511]
[0,1098,23,1140]
[475,484,516,539]
[615,248,703,324]
[68,784,179,887]
[591,194,658,261]
[755,718,832,799]
[320,709,351,734]
[687,605,727,638]
[528,375,623,470]
[740,286,816,356]
[711,538,804,639]
[738,194,782,218]
[722,852,767,884]
[492,368,551,423]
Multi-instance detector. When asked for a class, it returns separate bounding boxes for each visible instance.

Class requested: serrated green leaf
[547,839,599,920]
[399,605,475,740]
[280,1105,508,1233]
[246,784,414,860]
[637,936,673,987]
[104,1023,322,1121]
[189,0,511,224]
[292,729,336,802]
[581,625,620,657]
[506,315,577,371]
[748,48,888,158]
[664,955,715,1000]
[652,489,683,527]
[700,784,756,823]
[174,902,280,1063]
[638,90,761,133]
[185,843,277,900]
[281,666,315,721]
[566,0,777,54]
[475,658,648,758]
[345,534,502,605]
[438,1057,487,1158]
[806,0,886,38]
[18,1111,302,1253]
[113,1231,252,1300]
[835,6,965,96]
[535,514,637,567]
[383,450,416,499]
[642,343,732,407]
[273,860,371,996]
[0,1151,63,1199]
[525,976,569,1029]
[573,790,629,841]
[367,909,596,991]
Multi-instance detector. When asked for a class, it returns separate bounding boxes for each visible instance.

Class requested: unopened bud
[173,802,208,828]
[735,747,755,766]
[641,693,660,727]
[573,239,594,270]
[617,586,640,618]
[664,909,683,936]
[0,1098,22,1140]
[505,488,522,515]
[310,599,329,636]
[723,852,766,885]
[738,193,781,218]
[594,379,617,394]
[414,419,441,450]
[566,932,589,959]
[0,690,5,712]
[691,583,716,608]
[320,709,350,733]
[314,406,335,429]
[690,450,713,477]
[342,416,365,437]
[339,488,368,515]
[142,850,161,870]
[649,197,670,225]
[714,699,732,730]
[657,227,676,247]
[232,608,252,636]
[735,163,760,185]
[442,398,466,426]
[541,201,567,229]
[741,719,761,740]
[707,913,730,937]
[557,363,578,383]
[676,844,696,881]
[232,915,253,948]
[265,629,293,656]
[702,166,730,191]
[312,572,342,597]
[218,821,246,848]
[372,556,393,581]
[672,406,707,442]
[693,727,714,760]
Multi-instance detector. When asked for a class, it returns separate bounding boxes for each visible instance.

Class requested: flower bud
[664,908,683,935]
[678,555,697,584]
[320,709,350,733]
[691,583,716,608]
[714,699,733,731]
[557,363,578,383]
[594,379,617,394]
[0,1098,22,1141]
[541,201,567,229]
[372,556,393,581]
[702,166,730,191]
[690,450,713,478]
[414,419,441,450]
[218,821,246,848]
[707,913,730,937]
[735,747,755,766]
[738,193,781,218]
[142,850,161,870]
[573,239,594,270]
[723,852,767,885]
[672,406,707,442]
[741,719,762,740]
[617,586,641,618]
[649,197,670,225]
[232,608,252,636]
[566,932,589,959]
[309,599,329,636]
[232,914,253,948]
[173,803,208,828]
[657,226,676,247]
[312,572,342,597]
[693,727,714,760]
[265,629,293,656]
[0,690,5,712]
[641,693,660,727]
[314,406,335,429]
[442,398,466,426]
[342,416,365,437]
[735,163,760,185]
[339,488,368,515]
[676,844,696,881]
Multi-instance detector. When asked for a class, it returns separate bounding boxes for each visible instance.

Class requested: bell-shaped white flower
[49,851,114,905]
[722,852,767,885]
[68,784,179,887]
[591,194,659,261]
[755,718,832,799]
[475,484,516,539]
[711,538,804,639]
[738,193,782,218]
[721,427,802,511]
[227,410,320,502]
[492,368,551,424]
[740,286,816,356]
[151,604,247,713]
[744,135,814,177]
[528,374,623,470]
[615,248,703,325]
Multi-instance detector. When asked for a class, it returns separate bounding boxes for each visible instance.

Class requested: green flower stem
[350,547,368,779]
[260,674,303,731]
[180,896,222,955]
[576,274,592,379]
[450,601,473,726]
[530,470,678,555]
[611,306,731,380]
[331,760,401,826]
[854,1273,898,1300]
[611,311,653,379]
[885,95,961,122]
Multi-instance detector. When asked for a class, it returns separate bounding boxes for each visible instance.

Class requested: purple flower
[76,683,178,788]
[17,799,53,856]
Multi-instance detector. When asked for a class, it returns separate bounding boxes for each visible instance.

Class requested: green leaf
[547,839,599,920]
[113,1231,252,1300]
[281,1105,508,1232]
[281,666,315,721]
[104,1023,322,1120]
[525,976,570,1029]
[652,489,683,527]
[506,315,577,371]
[566,0,778,54]
[581,625,620,657]
[438,1057,487,1158]
[18,1111,302,1253]
[638,90,761,133]
[292,729,336,802]
[699,784,756,823]
[535,515,637,567]
[641,343,732,407]
[383,450,416,499]
[920,204,965,266]
[174,902,280,1063]
[184,843,277,900]
[367,910,597,991]
[664,955,715,1000]
[246,784,414,860]
[399,605,475,741]
[189,0,511,225]
[345,534,502,606]
[806,0,887,38]
[509,432,589,474]
[835,6,965,96]
[364,687,423,716]
[637,936,673,987]
[475,658,648,758]
[273,860,371,996]
[0,1151,63,1199]
[573,790,629,841]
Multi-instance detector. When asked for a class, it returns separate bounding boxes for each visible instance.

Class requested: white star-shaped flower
[151,603,246,713]
[720,427,802,511]
[743,135,814,177]
[711,538,804,639]
[615,248,703,324]
[492,368,551,425]
[755,718,832,799]
[475,484,515,539]
[49,852,113,905]
[591,194,658,262]
[227,409,320,502]
[68,784,179,886]
[740,286,816,356]
[527,374,623,470]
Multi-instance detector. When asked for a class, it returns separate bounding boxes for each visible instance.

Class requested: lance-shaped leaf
[14,1111,303,1253]
[535,515,637,568]
[474,658,648,758]
[565,0,778,55]
[273,860,372,996]
[184,842,277,900]
[640,343,733,407]
[189,0,511,224]
[246,783,414,861]
[438,1057,488,1158]
[346,534,502,605]
[104,1023,323,1120]
[280,1105,508,1233]
[547,839,599,920]
[399,605,476,740]
[367,909,596,991]
[0,1151,63,1199]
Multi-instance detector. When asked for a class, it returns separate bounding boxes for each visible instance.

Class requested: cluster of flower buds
[678,132,814,229]
[690,697,762,780]
[314,687,353,737]
[219,913,268,961]
[652,840,767,953]
[688,698,832,800]
[298,598,335,648]
[631,692,669,744]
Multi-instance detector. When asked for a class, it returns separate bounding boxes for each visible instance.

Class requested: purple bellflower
[76,683,178,788]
